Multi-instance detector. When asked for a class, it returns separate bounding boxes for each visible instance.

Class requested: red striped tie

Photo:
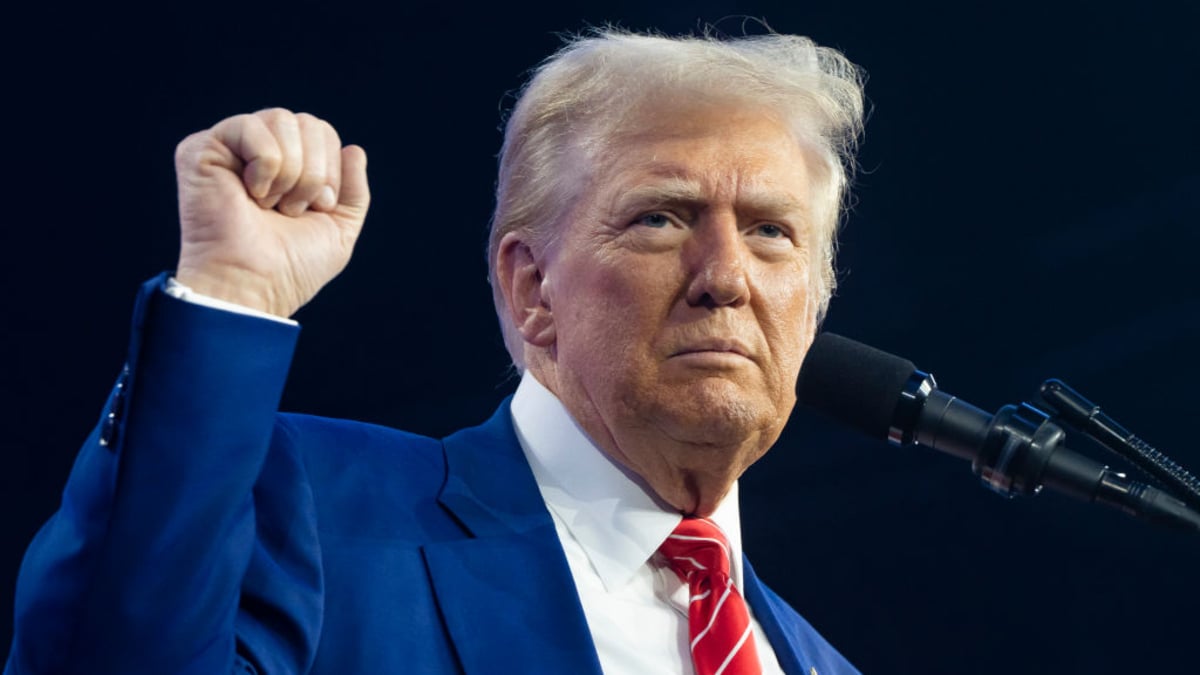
[658,517,762,675]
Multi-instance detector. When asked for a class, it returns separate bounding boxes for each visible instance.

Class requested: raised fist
[173,108,370,317]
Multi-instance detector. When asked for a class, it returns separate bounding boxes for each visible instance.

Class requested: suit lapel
[743,556,807,675]
[426,400,603,675]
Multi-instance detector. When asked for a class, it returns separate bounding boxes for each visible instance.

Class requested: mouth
[670,338,753,360]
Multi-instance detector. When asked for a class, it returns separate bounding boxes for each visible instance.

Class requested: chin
[652,377,777,446]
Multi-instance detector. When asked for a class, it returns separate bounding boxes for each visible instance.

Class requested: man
[5,29,864,674]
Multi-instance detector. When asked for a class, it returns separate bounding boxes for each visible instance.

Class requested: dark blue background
[3,1,1198,672]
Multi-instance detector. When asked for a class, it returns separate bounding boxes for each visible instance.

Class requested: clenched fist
[174,108,370,317]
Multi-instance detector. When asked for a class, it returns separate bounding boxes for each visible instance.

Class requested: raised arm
[6,110,368,674]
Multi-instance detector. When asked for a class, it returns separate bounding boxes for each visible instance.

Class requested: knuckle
[304,146,326,172]
[323,120,342,146]
[259,109,300,140]
[174,131,203,164]
[256,106,292,122]
[256,148,282,173]
[273,168,301,193]
[278,148,302,172]
[296,168,327,192]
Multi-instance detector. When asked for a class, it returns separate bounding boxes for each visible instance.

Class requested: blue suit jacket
[5,277,858,674]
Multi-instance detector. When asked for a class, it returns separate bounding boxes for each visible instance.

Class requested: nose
[684,215,750,308]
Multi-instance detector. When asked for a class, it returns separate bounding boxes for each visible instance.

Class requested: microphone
[796,333,1200,533]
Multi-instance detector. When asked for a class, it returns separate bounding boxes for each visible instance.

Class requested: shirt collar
[510,371,745,592]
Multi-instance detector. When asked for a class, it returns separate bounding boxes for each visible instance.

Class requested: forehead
[581,103,813,214]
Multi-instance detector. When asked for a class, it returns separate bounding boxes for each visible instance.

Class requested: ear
[495,232,556,348]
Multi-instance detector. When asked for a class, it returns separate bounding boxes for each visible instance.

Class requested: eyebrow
[613,171,809,219]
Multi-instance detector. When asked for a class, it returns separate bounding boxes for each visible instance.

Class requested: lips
[670,338,753,358]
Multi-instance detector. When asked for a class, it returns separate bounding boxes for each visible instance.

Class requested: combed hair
[488,28,866,367]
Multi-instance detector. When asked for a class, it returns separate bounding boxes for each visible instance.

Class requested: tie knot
[658,517,733,582]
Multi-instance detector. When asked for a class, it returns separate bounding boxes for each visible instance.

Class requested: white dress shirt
[511,371,785,675]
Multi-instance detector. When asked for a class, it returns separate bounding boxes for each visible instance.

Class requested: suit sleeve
[5,275,316,674]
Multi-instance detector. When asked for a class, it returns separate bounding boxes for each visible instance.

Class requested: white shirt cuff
[163,277,298,326]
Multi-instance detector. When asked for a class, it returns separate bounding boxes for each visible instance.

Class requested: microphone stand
[893,370,1200,534]
[975,399,1200,534]
[1036,378,1200,515]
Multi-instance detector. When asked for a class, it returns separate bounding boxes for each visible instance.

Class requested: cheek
[759,268,817,375]
[552,255,663,364]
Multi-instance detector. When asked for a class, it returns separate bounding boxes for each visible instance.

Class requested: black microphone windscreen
[796,333,918,440]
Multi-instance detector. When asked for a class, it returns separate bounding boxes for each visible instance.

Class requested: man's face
[535,102,819,506]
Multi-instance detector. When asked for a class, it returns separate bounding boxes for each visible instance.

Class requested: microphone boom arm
[888,370,1200,533]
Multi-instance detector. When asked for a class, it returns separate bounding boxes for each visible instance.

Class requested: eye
[632,212,673,229]
[754,223,787,239]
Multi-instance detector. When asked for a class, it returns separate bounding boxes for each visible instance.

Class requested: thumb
[338,145,370,213]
